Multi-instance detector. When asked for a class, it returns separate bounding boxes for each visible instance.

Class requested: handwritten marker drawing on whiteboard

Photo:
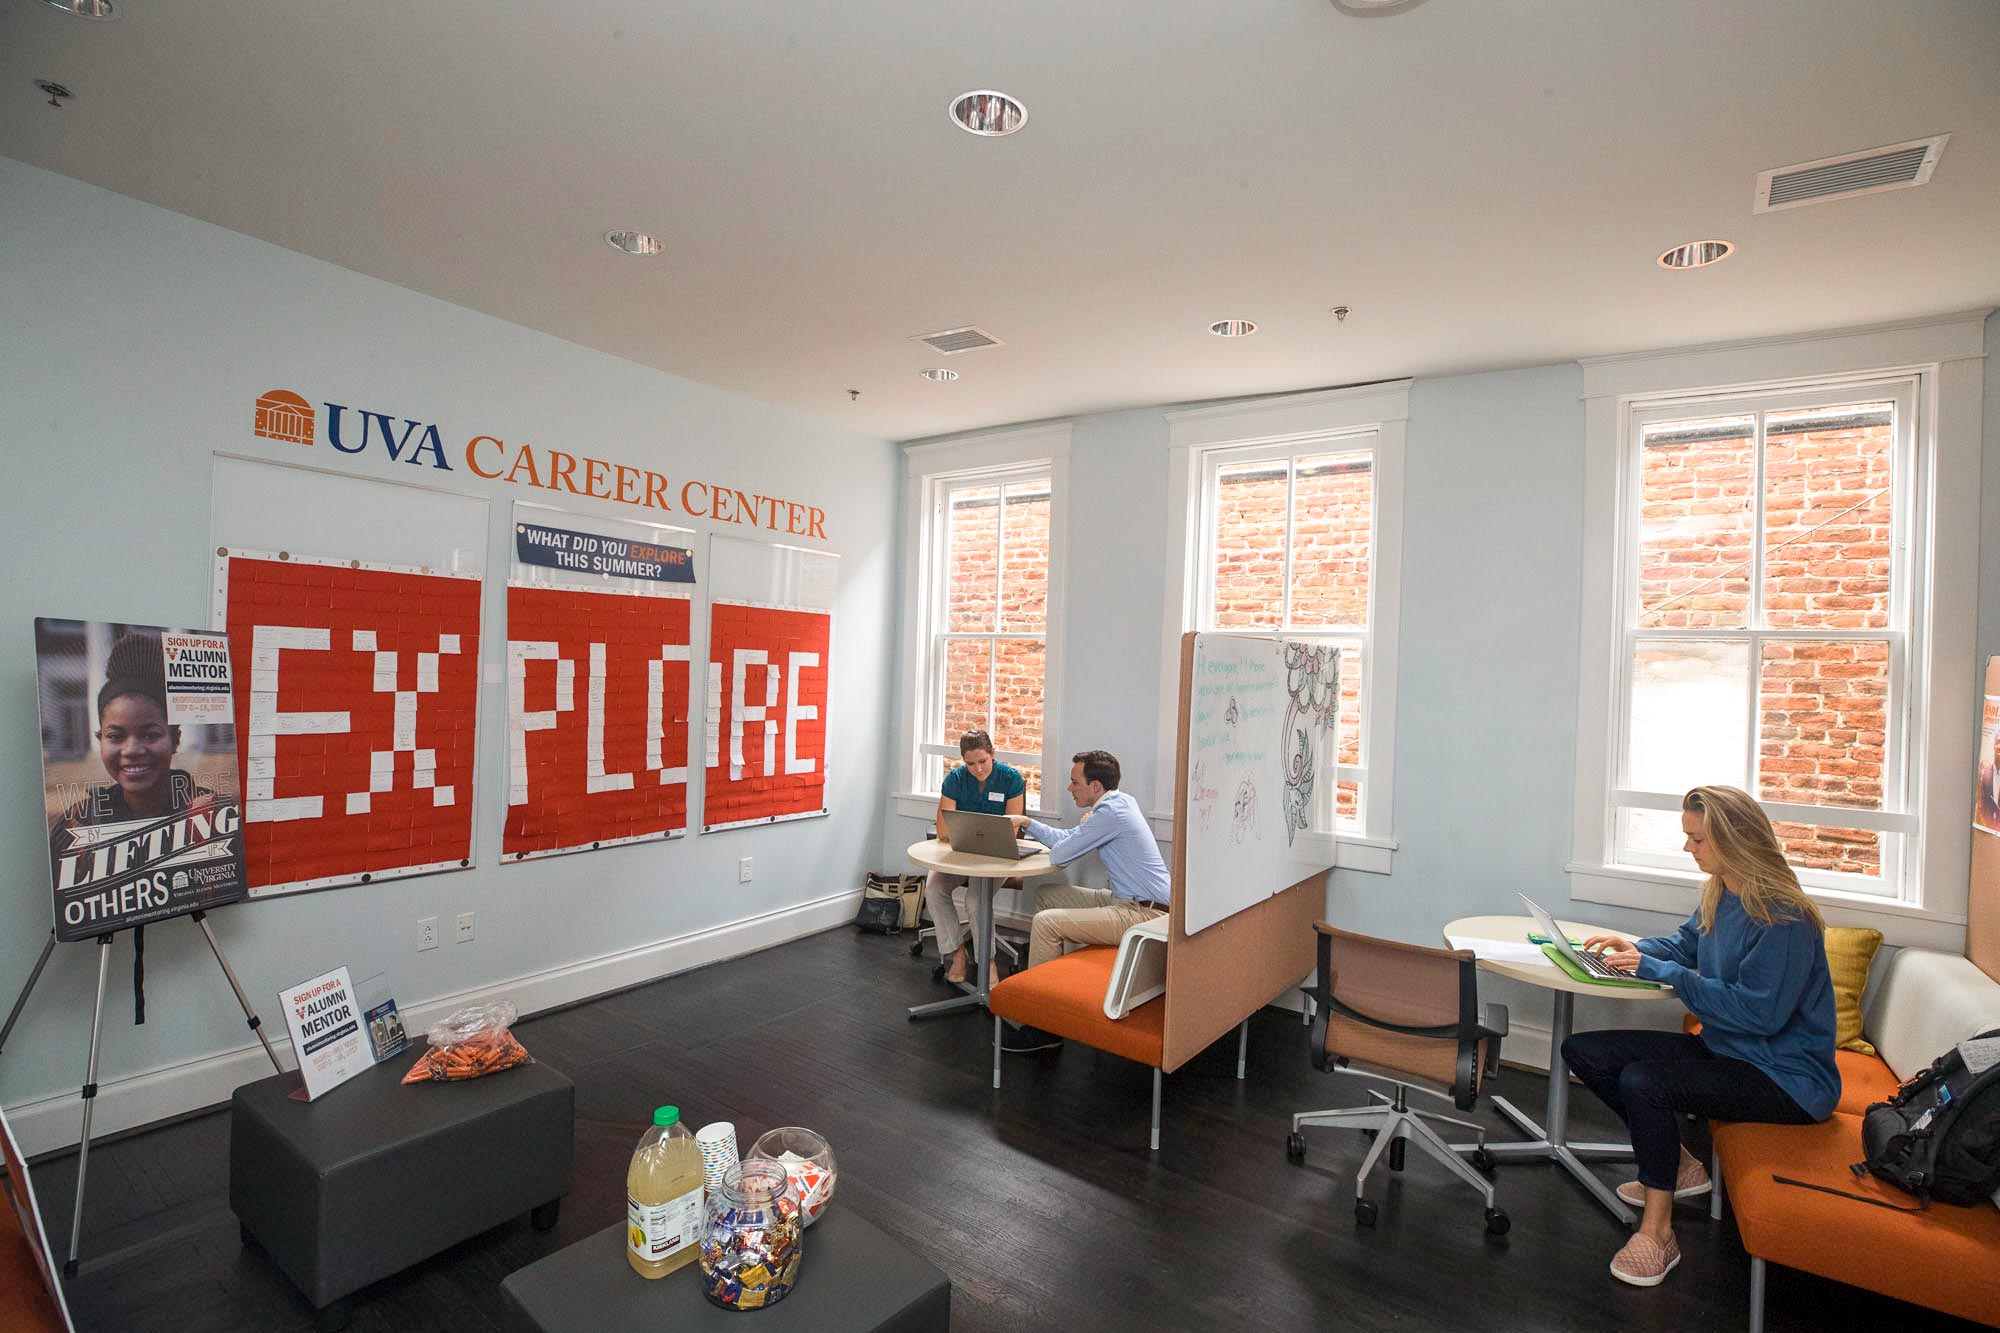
[1232,772,1260,844]
[1281,642,1339,847]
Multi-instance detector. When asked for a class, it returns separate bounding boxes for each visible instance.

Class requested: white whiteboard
[1182,634,1340,935]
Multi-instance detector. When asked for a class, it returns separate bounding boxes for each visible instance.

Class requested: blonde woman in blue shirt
[1563,785,1838,1288]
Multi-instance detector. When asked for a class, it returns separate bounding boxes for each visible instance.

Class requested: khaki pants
[923,871,981,960]
[1027,884,1165,969]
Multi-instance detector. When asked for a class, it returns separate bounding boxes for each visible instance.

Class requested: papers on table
[1446,935,1556,969]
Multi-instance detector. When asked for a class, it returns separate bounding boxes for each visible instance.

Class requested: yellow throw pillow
[1823,926,1883,1055]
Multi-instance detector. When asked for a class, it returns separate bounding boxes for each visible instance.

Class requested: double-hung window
[899,426,1070,812]
[1572,314,1986,943]
[1613,381,1917,894]
[1162,383,1407,869]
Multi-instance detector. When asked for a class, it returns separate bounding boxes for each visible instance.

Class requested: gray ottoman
[230,1049,574,1328]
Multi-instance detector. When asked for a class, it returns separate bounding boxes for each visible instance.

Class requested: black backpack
[1853,1028,2000,1206]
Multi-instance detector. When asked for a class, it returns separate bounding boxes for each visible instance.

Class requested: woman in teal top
[924,730,1026,984]
[1564,785,1837,1289]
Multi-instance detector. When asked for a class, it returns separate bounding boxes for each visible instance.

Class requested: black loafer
[1001,1024,1063,1054]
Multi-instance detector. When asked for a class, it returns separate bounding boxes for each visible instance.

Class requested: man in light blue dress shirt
[1001,750,1170,1052]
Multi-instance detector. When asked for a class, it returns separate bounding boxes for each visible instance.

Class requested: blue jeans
[1560,1029,1815,1191]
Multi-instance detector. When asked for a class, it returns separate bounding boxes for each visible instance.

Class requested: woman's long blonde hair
[1684,786,1824,933]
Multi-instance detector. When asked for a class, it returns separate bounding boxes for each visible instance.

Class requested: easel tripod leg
[192,911,282,1073]
[66,934,114,1276]
[0,928,58,1057]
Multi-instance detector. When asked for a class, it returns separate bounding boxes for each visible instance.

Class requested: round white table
[904,839,1052,1020]
[1443,913,1681,1225]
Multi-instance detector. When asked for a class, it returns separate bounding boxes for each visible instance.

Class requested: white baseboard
[4,890,862,1158]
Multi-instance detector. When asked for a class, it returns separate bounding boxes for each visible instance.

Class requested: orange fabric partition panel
[0,1192,63,1332]
[1970,657,2000,983]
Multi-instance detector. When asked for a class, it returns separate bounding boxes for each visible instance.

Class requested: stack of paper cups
[695,1121,739,1197]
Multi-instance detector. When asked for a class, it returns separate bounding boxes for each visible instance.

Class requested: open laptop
[1518,894,1663,987]
[942,809,1039,860]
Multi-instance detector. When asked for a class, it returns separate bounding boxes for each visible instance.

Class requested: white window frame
[1158,382,1409,874]
[895,422,1070,820]
[1571,312,1989,949]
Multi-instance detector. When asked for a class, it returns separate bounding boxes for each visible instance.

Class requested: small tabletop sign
[365,998,410,1063]
[279,967,370,1100]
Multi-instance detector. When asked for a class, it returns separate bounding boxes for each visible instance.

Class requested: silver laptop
[942,809,1038,860]
[1518,894,1662,986]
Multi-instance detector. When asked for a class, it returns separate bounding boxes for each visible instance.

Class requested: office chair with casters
[1286,922,1511,1235]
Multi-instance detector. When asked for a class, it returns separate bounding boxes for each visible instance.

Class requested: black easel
[0,909,282,1274]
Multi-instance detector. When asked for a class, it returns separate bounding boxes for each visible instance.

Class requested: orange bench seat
[1713,1111,2000,1328]
[986,946,1164,1068]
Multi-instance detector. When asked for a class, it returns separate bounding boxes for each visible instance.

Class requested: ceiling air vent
[1754,135,1948,213]
[910,325,1005,355]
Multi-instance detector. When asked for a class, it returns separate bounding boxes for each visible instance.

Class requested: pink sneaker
[1615,1153,1710,1207]
[1610,1232,1681,1287]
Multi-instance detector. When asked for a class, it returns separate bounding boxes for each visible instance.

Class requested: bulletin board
[702,535,837,833]
[1970,657,2000,984]
[1181,633,1340,935]
[503,502,698,860]
[209,456,488,896]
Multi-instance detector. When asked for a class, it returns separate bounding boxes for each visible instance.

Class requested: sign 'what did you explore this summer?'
[515,522,694,584]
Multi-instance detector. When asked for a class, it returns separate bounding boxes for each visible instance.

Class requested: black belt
[1116,898,1166,910]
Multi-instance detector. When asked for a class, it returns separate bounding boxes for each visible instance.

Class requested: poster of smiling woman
[34,618,247,941]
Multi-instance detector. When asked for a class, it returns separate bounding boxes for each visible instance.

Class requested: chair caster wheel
[1484,1207,1510,1236]
[1470,1148,1496,1173]
[1354,1198,1379,1228]
[1285,1132,1306,1164]
[909,939,925,957]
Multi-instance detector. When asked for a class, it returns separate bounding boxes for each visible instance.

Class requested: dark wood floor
[29,926,1978,1332]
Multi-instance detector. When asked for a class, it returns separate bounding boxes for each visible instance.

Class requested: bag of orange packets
[402,1000,533,1083]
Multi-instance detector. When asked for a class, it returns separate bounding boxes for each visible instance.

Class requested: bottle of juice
[627,1105,704,1278]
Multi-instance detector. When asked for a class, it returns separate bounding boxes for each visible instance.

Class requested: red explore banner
[503,584,692,858]
[703,602,831,831]
[219,555,481,893]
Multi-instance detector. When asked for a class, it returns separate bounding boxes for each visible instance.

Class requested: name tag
[987,792,1004,803]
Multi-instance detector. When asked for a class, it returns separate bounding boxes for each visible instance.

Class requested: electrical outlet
[738,857,754,883]
[456,911,475,943]
[417,916,438,952]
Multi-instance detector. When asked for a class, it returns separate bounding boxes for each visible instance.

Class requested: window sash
[1195,431,1378,833]
[1609,375,1920,899]
[918,462,1055,797]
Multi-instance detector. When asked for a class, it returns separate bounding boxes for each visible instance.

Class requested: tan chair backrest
[1316,923,1482,1099]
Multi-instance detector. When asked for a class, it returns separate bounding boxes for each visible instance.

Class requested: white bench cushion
[1865,948,2000,1081]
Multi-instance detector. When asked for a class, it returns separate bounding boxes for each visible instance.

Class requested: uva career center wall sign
[251,388,830,540]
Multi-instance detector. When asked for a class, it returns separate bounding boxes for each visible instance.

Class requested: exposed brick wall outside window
[1634,405,1895,875]
[1209,452,1372,819]
[940,481,1049,801]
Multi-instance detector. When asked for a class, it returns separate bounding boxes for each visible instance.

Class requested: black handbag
[853,894,903,935]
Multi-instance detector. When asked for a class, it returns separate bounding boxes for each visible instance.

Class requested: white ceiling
[4,1,1997,443]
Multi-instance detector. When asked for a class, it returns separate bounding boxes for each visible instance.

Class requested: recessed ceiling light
[919,368,958,383]
[605,230,664,257]
[1209,319,1258,337]
[43,0,117,18]
[949,90,1026,137]
[1657,239,1734,269]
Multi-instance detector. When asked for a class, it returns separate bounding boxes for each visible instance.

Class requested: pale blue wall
[0,158,901,1121]
[890,340,1997,1039]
